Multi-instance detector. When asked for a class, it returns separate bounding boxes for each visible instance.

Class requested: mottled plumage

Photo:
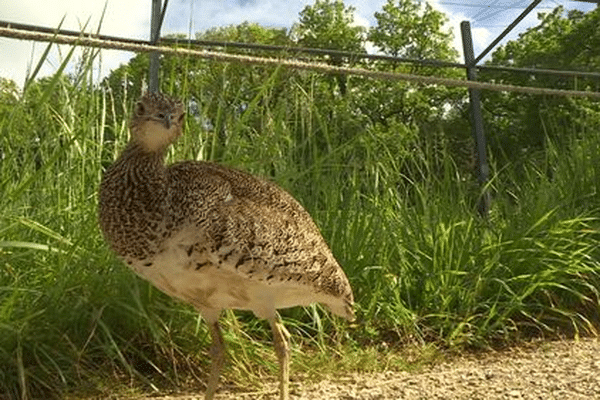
[99,91,354,400]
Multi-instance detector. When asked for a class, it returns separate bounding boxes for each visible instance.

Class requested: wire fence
[1,22,600,99]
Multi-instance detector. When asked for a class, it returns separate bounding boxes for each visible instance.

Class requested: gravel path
[145,338,600,400]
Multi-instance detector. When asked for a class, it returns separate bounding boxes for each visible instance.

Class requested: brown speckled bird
[98,92,354,400]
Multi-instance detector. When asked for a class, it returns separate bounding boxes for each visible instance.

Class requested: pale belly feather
[127,240,323,320]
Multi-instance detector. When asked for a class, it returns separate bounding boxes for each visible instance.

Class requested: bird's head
[130,92,185,153]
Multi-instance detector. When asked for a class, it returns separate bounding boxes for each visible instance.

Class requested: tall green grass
[1,43,599,399]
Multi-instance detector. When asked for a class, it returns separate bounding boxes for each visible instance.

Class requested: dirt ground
[143,338,600,400]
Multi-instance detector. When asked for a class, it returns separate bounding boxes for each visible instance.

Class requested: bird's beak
[164,114,172,130]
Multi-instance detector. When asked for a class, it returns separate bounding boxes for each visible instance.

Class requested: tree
[480,6,600,164]
[200,21,290,47]
[293,0,365,53]
[0,78,19,105]
[369,0,457,62]
[356,0,475,181]
[354,0,461,128]
[292,0,366,95]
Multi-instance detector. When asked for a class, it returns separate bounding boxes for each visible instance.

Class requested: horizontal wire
[2,20,600,80]
[437,1,554,9]
[0,19,465,69]
[1,26,599,99]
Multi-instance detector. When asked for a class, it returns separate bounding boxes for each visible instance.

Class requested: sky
[0,0,597,88]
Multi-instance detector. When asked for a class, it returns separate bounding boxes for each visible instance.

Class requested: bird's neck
[118,141,166,173]
[122,141,166,164]
[111,142,169,199]
[100,141,172,260]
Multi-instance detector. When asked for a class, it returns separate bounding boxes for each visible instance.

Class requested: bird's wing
[166,161,348,297]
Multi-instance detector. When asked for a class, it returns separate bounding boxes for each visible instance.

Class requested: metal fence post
[148,0,162,93]
[461,21,491,216]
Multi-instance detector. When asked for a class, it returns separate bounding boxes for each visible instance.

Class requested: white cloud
[0,0,147,87]
[471,26,492,55]
[352,13,372,30]
[0,0,327,87]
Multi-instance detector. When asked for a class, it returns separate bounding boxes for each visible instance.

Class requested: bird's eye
[135,102,145,116]
[157,112,166,119]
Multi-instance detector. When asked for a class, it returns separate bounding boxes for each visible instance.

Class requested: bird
[98,91,355,400]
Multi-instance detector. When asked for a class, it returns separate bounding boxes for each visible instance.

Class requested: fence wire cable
[4,20,600,79]
[2,26,600,99]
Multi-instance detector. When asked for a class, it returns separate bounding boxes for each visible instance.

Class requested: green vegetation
[481,6,600,165]
[1,1,600,399]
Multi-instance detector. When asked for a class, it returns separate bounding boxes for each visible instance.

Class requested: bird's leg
[269,316,291,400]
[204,319,225,400]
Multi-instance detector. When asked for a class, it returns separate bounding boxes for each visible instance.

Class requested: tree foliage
[292,0,366,95]
[292,0,366,53]
[481,6,600,164]
[356,0,463,157]
[369,0,457,61]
